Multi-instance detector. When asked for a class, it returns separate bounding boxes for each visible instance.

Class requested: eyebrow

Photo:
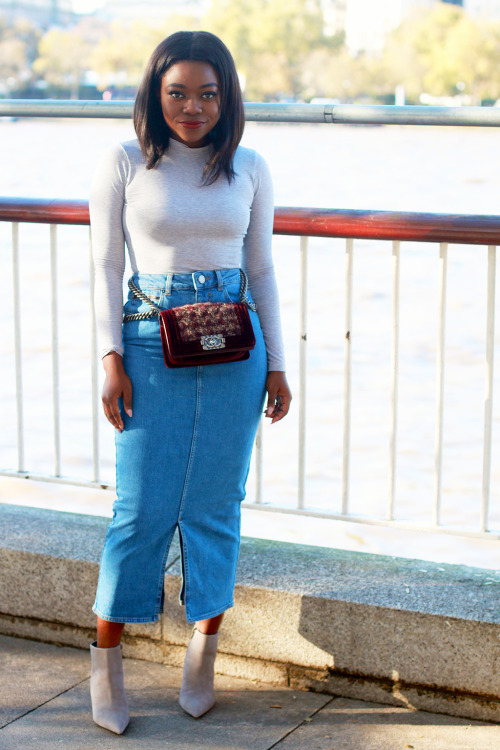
[165,82,219,89]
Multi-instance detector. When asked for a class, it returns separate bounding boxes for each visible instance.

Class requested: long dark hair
[133,31,245,185]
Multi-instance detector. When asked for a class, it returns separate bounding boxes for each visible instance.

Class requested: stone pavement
[2,635,500,749]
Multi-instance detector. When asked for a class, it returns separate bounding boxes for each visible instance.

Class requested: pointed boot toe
[90,640,130,734]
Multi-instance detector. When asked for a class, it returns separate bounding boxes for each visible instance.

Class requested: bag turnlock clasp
[201,334,226,350]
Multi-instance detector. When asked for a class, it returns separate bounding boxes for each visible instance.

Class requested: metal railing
[3,99,500,126]
[2,198,500,539]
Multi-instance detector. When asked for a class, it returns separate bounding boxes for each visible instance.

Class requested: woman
[89,30,291,734]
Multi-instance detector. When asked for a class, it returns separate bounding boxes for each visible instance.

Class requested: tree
[33,26,93,98]
[0,16,39,93]
[205,0,328,99]
[383,4,500,104]
[300,47,374,101]
[90,15,198,91]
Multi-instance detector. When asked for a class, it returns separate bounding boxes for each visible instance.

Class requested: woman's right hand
[101,352,132,433]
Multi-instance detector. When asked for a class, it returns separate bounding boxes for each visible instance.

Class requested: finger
[103,397,123,432]
[270,392,291,423]
[265,388,278,418]
[123,380,133,418]
[270,401,285,423]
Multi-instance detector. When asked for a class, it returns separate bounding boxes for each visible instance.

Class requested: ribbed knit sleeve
[243,152,285,371]
[89,144,129,358]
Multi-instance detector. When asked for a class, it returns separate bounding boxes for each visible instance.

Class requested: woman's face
[159,60,221,148]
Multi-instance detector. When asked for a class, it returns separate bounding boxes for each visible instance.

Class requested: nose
[183,96,202,114]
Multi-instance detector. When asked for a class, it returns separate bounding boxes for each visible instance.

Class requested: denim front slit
[92,269,267,624]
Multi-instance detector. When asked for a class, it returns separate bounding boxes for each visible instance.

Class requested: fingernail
[266,407,273,416]
[126,409,133,417]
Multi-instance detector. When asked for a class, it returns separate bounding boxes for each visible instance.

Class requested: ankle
[96,617,125,648]
[96,637,122,649]
[194,613,224,635]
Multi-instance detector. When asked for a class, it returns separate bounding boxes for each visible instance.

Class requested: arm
[243,152,291,422]
[90,144,132,431]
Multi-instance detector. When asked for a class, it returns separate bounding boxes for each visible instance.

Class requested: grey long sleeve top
[90,137,285,371]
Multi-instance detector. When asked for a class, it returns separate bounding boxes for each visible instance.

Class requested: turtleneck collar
[165,137,212,161]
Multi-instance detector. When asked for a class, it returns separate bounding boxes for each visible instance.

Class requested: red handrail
[1,197,500,246]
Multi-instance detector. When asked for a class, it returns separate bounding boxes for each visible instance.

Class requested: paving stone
[0,635,89,729]
[272,697,500,750]
[0,639,328,749]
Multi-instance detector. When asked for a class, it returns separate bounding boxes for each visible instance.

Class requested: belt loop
[165,273,173,296]
[191,272,198,291]
[215,269,224,291]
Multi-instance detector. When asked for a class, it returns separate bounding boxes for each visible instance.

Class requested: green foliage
[4,1,500,103]
[383,4,500,104]
[205,0,328,98]
[0,15,40,91]
[33,26,93,98]
[90,15,199,90]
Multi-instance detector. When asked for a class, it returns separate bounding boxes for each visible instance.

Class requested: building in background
[345,0,437,53]
[0,0,74,26]
[464,0,500,19]
[321,0,347,38]
[88,0,207,22]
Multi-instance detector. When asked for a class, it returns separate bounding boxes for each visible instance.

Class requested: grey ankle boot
[90,640,130,734]
[179,628,218,718]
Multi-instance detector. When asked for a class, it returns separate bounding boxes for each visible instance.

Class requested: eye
[168,91,184,99]
[201,91,217,100]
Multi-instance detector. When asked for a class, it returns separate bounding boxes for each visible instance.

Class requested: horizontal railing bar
[0,198,90,225]
[2,100,500,127]
[273,208,500,244]
[0,100,133,119]
[2,198,500,245]
[0,470,111,491]
[1,469,497,539]
[242,503,500,539]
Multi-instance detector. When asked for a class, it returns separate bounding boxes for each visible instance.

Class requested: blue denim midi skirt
[92,269,267,624]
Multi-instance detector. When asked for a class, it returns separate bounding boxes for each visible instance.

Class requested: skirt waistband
[130,269,241,294]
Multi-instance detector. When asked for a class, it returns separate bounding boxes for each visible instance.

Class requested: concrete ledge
[1,502,499,722]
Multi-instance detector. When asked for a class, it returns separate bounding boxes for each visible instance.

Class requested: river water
[1,118,500,569]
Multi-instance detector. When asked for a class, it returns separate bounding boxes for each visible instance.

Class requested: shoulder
[92,139,144,190]
[117,138,144,164]
[234,145,269,174]
[233,146,272,190]
[96,139,143,172]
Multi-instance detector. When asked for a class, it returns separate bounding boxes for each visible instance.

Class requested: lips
[179,121,205,129]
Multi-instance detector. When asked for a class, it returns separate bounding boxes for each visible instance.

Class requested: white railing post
[388,241,400,520]
[12,222,25,473]
[4,204,500,543]
[481,245,496,532]
[434,242,448,526]
[89,229,100,484]
[298,236,308,509]
[50,224,61,477]
[342,238,354,514]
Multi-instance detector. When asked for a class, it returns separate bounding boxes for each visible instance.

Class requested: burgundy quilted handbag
[159,301,255,368]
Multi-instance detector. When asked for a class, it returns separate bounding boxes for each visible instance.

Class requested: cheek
[212,101,221,120]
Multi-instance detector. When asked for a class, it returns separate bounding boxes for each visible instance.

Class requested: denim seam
[152,524,177,621]
[177,365,203,620]
[186,600,234,625]
[91,604,161,624]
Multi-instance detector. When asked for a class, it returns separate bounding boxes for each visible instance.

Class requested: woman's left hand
[265,371,292,424]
